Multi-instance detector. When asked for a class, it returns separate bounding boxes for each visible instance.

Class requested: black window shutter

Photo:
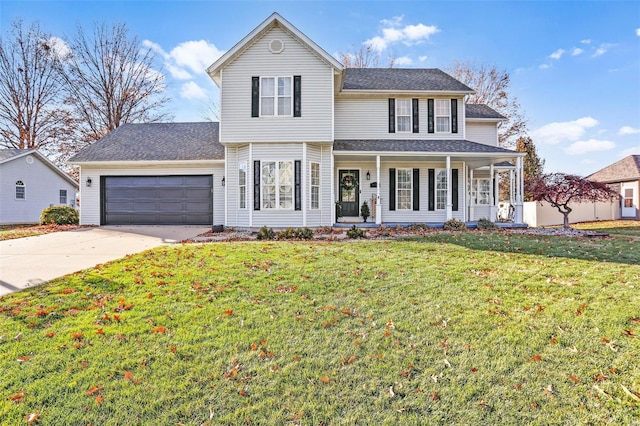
[413,168,420,211]
[294,160,301,211]
[427,99,434,133]
[428,168,435,211]
[412,99,419,133]
[452,169,459,211]
[293,76,301,117]
[451,99,458,134]
[388,98,395,133]
[389,168,396,211]
[253,160,261,210]
[251,77,260,117]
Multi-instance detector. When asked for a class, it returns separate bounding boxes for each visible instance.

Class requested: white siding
[334,160,465,223]
[466,122,498,146]
[0,155,78,224]
[305,144,333,227]
[78,163,224,226]
[220,26,334,143]
[335,97,464,140]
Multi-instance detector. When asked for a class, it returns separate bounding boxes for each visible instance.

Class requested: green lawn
[1,231,639,425]
[0,224,82,241]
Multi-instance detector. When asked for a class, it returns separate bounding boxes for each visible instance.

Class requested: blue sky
[2,0,639,176]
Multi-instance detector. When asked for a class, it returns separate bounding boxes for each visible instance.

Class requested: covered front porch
[332,140,527,226]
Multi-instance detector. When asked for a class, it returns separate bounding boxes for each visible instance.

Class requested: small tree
[516,136,545,201]
[528,173,618,229]
[360,201,370,222]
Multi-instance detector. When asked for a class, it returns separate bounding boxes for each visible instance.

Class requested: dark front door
[338,170,359,217]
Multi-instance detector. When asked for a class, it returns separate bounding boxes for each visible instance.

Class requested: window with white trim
[261,77,292,116]
[396,99,412,133]
[262,161,293,209]
[470,178,490,205]
[310,162,320,209]
[436,169,447,210]
[435,99,450,133]
[15,180,25,200]
[238,162,247,209]
[59,189,67,205]
[397,169,412,210]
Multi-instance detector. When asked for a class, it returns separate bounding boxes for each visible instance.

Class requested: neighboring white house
[69,13,526,228]
[0,149,79,224]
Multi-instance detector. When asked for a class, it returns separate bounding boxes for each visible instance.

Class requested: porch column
[302,143,307,227]
[330,145,335,224]
[469,168,475,221]
[376,155,382,225]
[515,156,524,223]
[489,163,497,222]
[446,156,452,220]
[509,169,514,204]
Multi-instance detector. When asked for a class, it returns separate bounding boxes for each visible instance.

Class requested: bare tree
[200,97,220,122]
[446,61,527,148]
[0,20,73,150]
[58,22,171,143]
[339,44,395,68]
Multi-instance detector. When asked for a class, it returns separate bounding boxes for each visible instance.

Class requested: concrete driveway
[0,225,210,296]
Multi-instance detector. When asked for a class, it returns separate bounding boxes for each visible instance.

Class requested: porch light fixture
[86,177,92,187]
[366,171,371,181]
[222,176,225,186]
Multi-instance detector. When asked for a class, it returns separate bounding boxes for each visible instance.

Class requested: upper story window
[261,77,291,116]
[15,180,25,200]
[435,99,450,133]
[396,99,412,133]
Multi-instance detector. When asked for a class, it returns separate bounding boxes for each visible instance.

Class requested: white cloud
[394,56,413,66]
[571,47,583,56]
[593,43,615,57]
[620,146,640,157]
[539,63,550,69]
[581,39,591,44]
[180,81,208,100]
[364,16,439,52]
[533,117,599,144]
[636,28,640,37]
[549,48,565,60]
[142,39,170,59]
[418,55,428,62]
[46,36,71,60]
[170,40,224,74]
[564,139,615,155]
[619,126,640,135]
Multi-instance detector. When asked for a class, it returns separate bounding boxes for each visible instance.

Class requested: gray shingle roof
[69,122,224,162]
[333,139,517,154]
[588,155,640,183]
[0,149,31,162]
[342,68,474,92]
[465,104,506,120]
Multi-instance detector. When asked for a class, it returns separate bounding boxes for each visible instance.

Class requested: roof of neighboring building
[333,139,519,154]
[588,154,640,183]
[69,122,224,162]
[342,68,474,93]
[0,149,32,162]
[465,104,506,120]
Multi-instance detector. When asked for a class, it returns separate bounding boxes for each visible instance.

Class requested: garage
[101,175,213,225]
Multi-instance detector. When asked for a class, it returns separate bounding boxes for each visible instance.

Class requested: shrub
[360,201,370,222]
[346,225,366,239]
[477,217,499,230]
[294,227,314,240]
[275,227,315,240]
[443,218,466,231]
[407,223,430,231]
[40,206,79,225]
[256,226,275,240]
[276,227,296,240]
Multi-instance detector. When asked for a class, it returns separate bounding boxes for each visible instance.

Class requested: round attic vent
[269,39,284,54]
[25,155,34,165]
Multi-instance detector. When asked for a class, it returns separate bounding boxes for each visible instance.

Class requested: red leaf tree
[527,173,618,229]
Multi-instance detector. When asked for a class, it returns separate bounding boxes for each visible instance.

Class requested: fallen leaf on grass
[319,376,330,383]
[9,392,24,402]
[621,384,640,402]
[150,326,166,334]
[568,374,580,383]
[71,332,83,340]
[630,317,640,325]
[430,391,440,401]
[623,329,636,338]
[529,355,542,362]
[222,309,233,317]
[86,385,103,396]
[45,332,55,338]
[593,373,609,382]
[123,371,134,381]
[25,413,39,424]
[95,395,104,404]
[16,356,30,362]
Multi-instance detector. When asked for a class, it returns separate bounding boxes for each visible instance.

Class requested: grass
[0,229,639,425]
[0,224,82,241]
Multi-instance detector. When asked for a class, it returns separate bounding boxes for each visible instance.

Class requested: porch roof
[333,139,519,155]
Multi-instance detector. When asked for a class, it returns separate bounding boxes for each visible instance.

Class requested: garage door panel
[102,175,213,225]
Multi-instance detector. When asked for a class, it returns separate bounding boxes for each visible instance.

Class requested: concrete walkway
[0,225,210,296]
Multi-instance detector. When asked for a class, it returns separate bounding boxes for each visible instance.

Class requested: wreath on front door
[340,174,358,191]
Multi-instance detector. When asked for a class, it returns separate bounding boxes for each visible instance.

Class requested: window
[261,77,291,116]
[262,161,293,209]
[397,169,412,210]
[470,179,490,205]
[59,189,67,205]
[310,162,320,209]
[239,162,247,209]
[436,170,447,210]
[396,99,412,133]
[15,180,25,200]
[624,188,633,208]
[435,99,450,132]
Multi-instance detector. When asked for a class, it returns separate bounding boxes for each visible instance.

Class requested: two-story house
[70,13,525,228]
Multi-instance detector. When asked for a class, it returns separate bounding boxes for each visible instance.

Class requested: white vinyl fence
[523,200,620,227]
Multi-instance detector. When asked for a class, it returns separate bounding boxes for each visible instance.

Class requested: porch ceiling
[333,152,517,167]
